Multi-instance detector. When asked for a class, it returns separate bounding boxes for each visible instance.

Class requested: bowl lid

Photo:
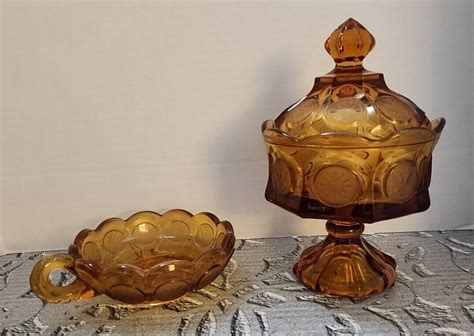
[264,18,444,148]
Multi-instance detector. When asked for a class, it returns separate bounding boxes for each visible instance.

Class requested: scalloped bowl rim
[262,117,445,149]
[67,209,235,273]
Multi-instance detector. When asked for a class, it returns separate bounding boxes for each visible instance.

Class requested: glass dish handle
[29,253,95,303]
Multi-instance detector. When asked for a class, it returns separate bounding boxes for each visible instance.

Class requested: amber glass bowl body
[30,210,235,304]
[263,117,444,223]
[262,18,445,298]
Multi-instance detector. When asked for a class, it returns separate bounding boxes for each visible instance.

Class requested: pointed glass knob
[324,18,375,67]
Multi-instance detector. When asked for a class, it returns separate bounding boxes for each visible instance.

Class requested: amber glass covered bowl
[30,210,235,304]
[262,18,445,297]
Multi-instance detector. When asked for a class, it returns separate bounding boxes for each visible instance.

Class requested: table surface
[1,230,473,335]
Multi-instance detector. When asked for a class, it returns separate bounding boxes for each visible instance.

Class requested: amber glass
[30,210,235,304]
[262,18,445,297]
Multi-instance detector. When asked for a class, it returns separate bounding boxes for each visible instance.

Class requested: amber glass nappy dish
[262,18,445,297]
[30,210,235,304]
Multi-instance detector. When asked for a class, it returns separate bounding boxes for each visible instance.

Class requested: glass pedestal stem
[293,220,396,298]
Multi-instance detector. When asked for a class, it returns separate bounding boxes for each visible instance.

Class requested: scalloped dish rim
[67,209,235,272]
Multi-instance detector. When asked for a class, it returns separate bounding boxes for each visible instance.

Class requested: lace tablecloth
[1,230,473,335]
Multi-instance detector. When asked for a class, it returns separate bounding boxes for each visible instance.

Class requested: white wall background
[1,0,472,254]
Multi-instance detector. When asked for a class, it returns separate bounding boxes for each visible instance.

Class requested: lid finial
[324,18,375,67]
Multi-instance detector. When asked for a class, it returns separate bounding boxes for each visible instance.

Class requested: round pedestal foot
[293,221,396,298]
